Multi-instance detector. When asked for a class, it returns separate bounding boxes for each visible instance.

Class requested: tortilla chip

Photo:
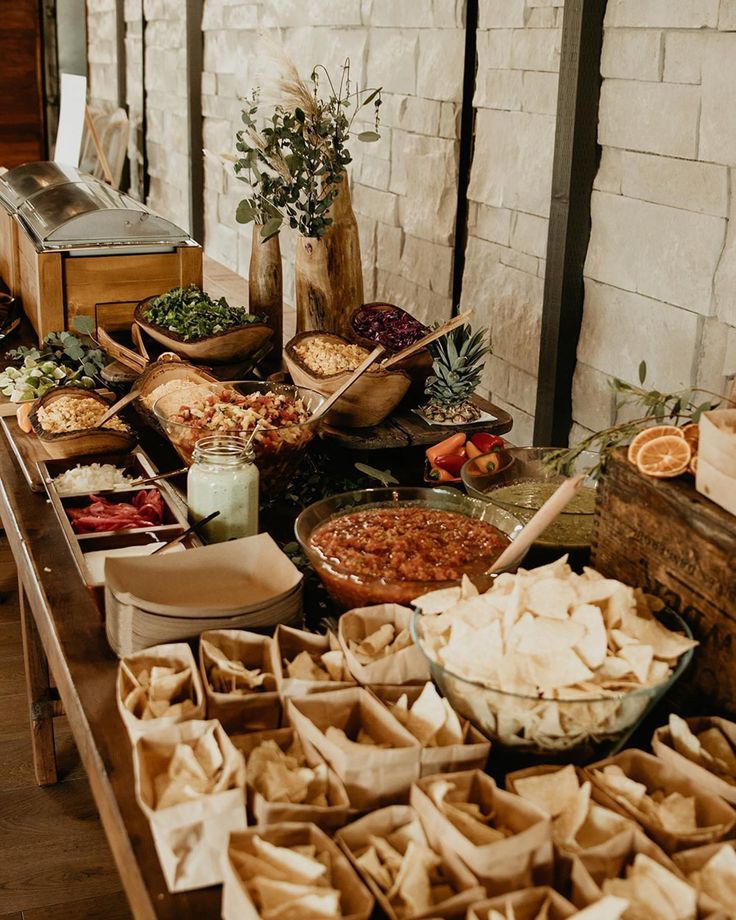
[570,896,629,920]
[286,650,330,682]
[513,765,580,818]
[553,781,592,845]
[690,844,736,911]
[251,836,327,886]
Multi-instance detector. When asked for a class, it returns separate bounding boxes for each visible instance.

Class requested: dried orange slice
[627,425,684,464]
[682,423,699,451]
[636,435,691,478]
[689,454,698,475]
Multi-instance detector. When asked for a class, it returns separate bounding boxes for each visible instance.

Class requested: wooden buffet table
[0,380,514,918]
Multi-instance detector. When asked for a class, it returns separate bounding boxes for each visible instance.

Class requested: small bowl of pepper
[424,431,511,483]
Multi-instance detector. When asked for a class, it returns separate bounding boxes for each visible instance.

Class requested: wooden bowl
[30,388,136,460]
[134,298,273,365]
[284,331,411,428]
[132,355,218,433]
[349,302,433,387]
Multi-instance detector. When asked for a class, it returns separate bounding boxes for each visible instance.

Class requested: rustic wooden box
[0,207,20,295]
[592,448,736,715]
[15,217,202,341]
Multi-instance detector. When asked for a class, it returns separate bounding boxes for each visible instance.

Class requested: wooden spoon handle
[382,310,473,369]
[312,346,385,420]
[94,389,139,428]
[489,473,587,573]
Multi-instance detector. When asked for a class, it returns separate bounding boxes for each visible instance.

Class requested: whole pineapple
[422,324,490,424]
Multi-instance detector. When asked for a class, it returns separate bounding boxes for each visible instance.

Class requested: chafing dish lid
[16,179,191,249]
[0,161,88,211]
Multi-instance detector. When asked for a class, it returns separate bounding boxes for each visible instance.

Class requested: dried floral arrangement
[235,56,381,241]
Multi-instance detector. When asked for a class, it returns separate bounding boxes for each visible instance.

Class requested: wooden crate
[15,217,202,341]
[592,448,736,715]
[0,207,20,295]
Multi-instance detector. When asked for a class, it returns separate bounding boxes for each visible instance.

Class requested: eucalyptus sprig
[235,58,382,240]
[545,361,733,479]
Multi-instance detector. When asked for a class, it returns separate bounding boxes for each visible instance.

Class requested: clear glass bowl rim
[410,605,694,705]
[294,485,528,586]
[151,380,326,433]
[461,446,600,514]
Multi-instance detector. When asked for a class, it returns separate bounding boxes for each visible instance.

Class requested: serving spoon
[488,472,587,574]
[93,389,139,427]
[381,309,473,370]
[310,345,385,421]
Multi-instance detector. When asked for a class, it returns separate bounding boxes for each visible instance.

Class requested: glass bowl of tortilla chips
[410,558,696,764]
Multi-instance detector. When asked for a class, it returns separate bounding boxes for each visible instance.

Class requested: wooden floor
[0,590,130,919]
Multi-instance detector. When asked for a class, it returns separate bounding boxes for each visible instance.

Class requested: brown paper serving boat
[222,822,375,920]
[585,748,736,855]
[335,803,484,920]
[337,604,430,686]
[134,296,273,364]
[411,769,553,895]
[272,624,356,698]
[230,727,351,831]
[652,717,736,806]
[133,719,246,893]
[284,331,410,428]
[104,533,303,656]
[116,642,206,742]
[467,886,577,920]
[286,687,421,810]
[198,629,280,733]
[30,386,136,459]
[369,683,491,777]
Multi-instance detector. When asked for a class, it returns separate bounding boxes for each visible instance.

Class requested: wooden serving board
[321,394,513,449]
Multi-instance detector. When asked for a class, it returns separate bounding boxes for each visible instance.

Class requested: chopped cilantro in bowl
[142,285,263,341]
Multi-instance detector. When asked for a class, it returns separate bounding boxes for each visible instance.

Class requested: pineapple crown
[424,323,491,408]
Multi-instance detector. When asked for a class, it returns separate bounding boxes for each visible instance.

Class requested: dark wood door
[0,0,46,167]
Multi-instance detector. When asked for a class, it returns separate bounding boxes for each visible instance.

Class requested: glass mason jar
[187,435,259,543]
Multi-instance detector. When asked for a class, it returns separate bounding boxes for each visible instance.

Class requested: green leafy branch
[545,361,734,479]
[235,58,382,240]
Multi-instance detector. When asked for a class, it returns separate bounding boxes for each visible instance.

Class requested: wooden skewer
[489,473,587,574]
[152,511,220,555]
[93,389,139,428]
[381,310,473,370]
[311,346,385,420]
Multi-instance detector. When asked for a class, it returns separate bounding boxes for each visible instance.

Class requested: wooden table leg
[19,578,58,785]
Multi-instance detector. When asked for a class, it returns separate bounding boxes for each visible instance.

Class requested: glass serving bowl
[152,380,325,488]
[411,607,694,764]
[461,447,599,550]
[295,486,525,611]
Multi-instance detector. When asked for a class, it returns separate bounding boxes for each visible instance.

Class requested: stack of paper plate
[104,533,303,656]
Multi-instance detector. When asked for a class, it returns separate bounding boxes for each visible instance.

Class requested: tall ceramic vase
[295,175,364,336]
[249,227,283,373]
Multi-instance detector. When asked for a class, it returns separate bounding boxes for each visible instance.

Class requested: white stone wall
[200,0,465,320]
[142,0,190,231]
[459,0,563,445]
[87,0,119,106]
[573,0,736,441]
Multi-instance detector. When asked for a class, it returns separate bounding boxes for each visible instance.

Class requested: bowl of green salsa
[461,447,599,549]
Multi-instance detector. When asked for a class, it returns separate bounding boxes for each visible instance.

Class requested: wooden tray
[40,448,190,591]
[321,394,513,450]
[1,415,59,491]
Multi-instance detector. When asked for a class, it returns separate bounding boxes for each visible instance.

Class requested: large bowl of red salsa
[295,487,525,611]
